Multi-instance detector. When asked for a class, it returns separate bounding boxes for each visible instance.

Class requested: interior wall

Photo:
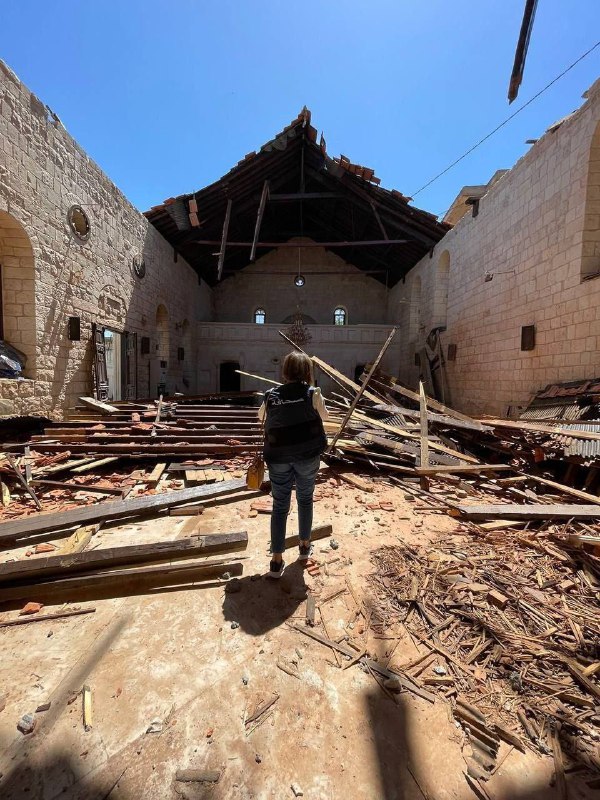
[212,239,389,325]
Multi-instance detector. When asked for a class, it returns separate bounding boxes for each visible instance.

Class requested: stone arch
[409,276,422,341]
[0,210,36,377]
[435,250,450,327]
[581,121,600,279]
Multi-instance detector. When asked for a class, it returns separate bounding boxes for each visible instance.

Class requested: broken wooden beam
[0,607,95,628]
[284,524,332,550]
[0,532,248,585]
[453,503,600,521]
[415,464,512,476]
[0,478,248,545]
[0,558,244,603]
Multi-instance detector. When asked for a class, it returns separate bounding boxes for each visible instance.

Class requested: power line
[410,39,600,200]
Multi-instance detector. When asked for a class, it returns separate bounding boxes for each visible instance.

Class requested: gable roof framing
[145,108,451,286]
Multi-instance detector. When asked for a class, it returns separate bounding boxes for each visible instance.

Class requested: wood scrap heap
[368,527,600,780]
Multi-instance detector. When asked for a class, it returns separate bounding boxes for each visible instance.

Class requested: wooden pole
[217,198,232,281]
[419,381,430,491]
[250,181,270,262]
[327,327,398,453]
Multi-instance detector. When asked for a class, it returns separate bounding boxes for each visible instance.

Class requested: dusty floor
[0,472,593,800]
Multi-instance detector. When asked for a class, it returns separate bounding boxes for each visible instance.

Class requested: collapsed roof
[145,108,451,286]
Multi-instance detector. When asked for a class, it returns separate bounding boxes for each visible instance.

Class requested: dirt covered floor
[0,472,594,800]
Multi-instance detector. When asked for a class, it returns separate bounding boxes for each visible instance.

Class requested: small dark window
[414,352,421,367]
[254,308,266,324]
[447,343,457,361]
[521,325,536,351]
[177,347,184,361]
[140,336,150,355]
[334,307,347,325]
[67,205,91,242]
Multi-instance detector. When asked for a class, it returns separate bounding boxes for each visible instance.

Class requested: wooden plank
[311,355,382,403]
[454,503,600,521]
[523,472,600,507]
[485,417,600,441]
[0,532,248,585]
[0,558,244,602]
[415,464,512,476]
[335,472,373,493]
[0,607,95,628]
[79,396,118,414]
[284,524,332,550]
[353,411,480,464]
[71,457,120,474]
[146,462,167,487]
[217,197,232,281]
[327,327,398,452]
[250,181,269,262]
[31,479,124,496]
[419,380,429,469]
[56,524,99,556]
[236,369,279,387]
[0,478,248,545]
[5,454,42,511]
[377,378,484,427]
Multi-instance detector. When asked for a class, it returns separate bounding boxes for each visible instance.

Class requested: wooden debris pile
[7,397,262,459]
[368,531,600,775]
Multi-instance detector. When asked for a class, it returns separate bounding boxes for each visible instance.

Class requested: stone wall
[213,240,390,325]
[392,79,600,417]
[194,322,403,396]
[0,60,212,417]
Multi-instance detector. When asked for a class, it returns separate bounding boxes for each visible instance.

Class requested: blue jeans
[268,454,320,555]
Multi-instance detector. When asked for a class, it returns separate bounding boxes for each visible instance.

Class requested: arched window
[333,307,347,326]
[435,250,450,327]
[582,121,600,280]
[254,308,266,324]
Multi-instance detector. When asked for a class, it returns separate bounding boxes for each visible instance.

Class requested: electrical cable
[410,39,600,200]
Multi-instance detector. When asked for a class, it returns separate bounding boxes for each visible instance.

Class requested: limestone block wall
[213,241,390,325]
[391,78,600,417]
[0,60,212,417]
[194,322,403,397]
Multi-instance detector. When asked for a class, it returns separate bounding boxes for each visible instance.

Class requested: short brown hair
[282,352,314,385]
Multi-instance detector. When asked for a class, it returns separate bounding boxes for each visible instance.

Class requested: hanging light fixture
[294,245,305,287]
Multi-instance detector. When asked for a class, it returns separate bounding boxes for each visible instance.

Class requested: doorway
[220,361,241,392]
[92,326,137,402]
[104,329,123,402]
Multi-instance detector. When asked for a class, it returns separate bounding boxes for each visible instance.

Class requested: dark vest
[263,382,327,463]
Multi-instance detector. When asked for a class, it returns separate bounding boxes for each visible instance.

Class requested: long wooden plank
[353,411,480,464]
[16,444,259,456]
[31,479,124,496]
[522,472,600,507]
[375,378,484,427]
[454,503,600,521]
[311,356,382,403]
[328,327,398,452]
[0,478,248,544]
[419,381,429,469]
[0,532,248,584]
[485,417,600,441]
[284,524,332,550]
[0,559,244,603]
[415,465,512,476]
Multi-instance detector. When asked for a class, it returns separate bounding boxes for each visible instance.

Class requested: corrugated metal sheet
[550,422,600,463]
[520,403,589,421]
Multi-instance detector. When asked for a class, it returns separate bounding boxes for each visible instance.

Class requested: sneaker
[268,559,285,578]
[298,541,313,561]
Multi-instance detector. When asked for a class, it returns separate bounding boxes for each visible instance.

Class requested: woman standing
[258,352,329,577]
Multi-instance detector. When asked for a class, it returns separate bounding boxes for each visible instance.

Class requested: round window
[67,205,91,242]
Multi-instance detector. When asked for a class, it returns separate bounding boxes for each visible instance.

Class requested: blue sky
[2,1,599,217]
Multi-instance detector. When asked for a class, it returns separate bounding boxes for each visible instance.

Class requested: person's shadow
[222,561,308,636]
